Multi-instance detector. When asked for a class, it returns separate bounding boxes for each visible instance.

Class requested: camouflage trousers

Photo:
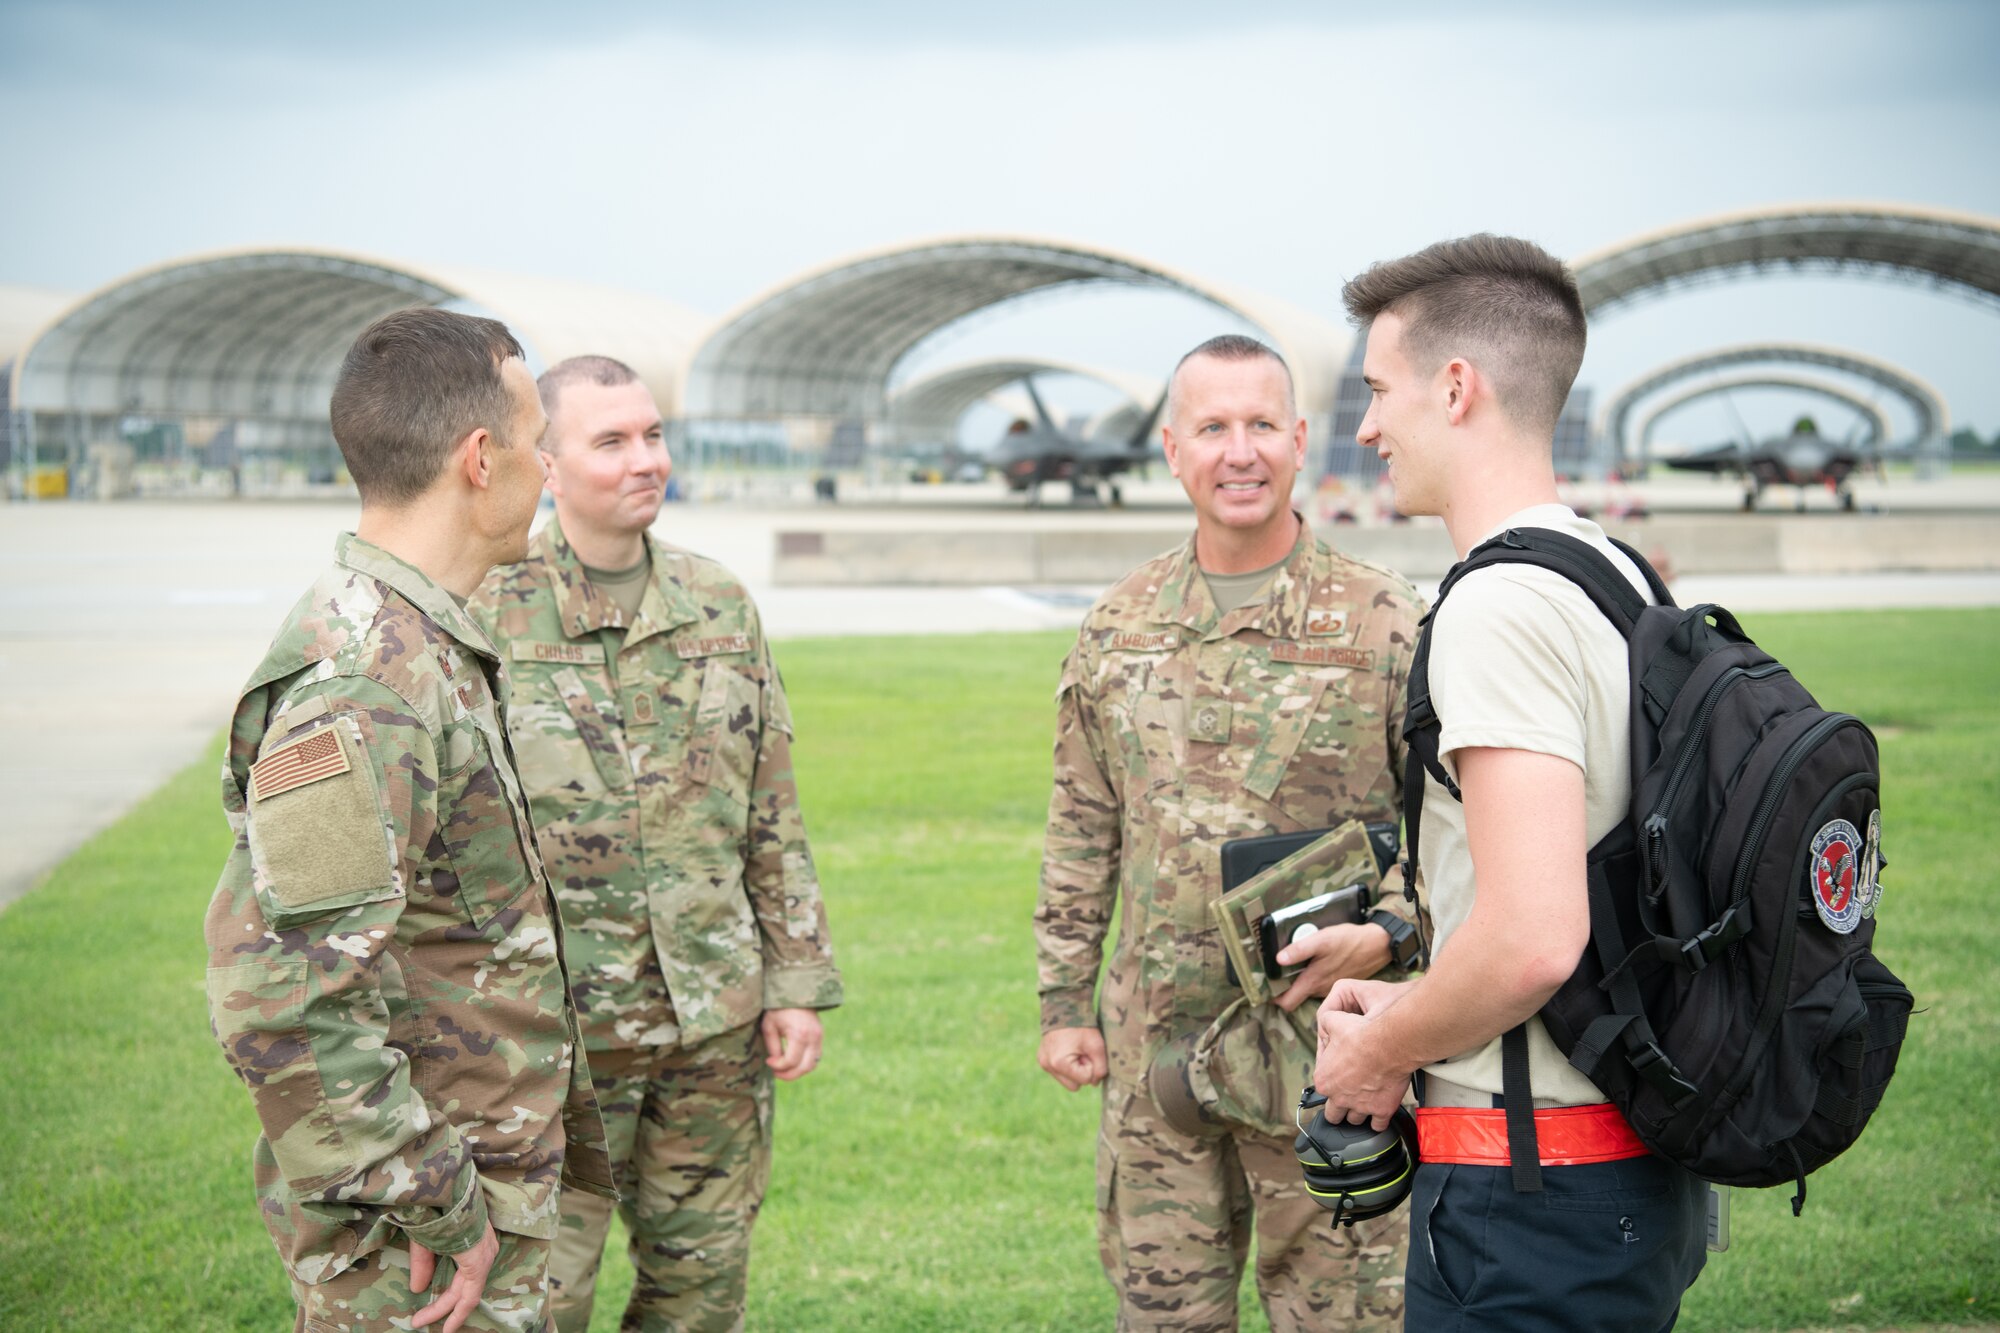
[550,1023,773,1333]
[1096,1078,1406,1332]
[291,1228,550,1333]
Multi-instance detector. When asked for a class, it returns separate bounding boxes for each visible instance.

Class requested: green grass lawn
[1,611,1995,1331]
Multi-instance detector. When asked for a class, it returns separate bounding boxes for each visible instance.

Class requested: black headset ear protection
[1294,1088,1419,1228]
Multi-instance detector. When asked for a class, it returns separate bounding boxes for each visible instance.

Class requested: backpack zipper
[1702,713,1869,1128]
[1643,662,1789,893]
[1727,713,1866,910]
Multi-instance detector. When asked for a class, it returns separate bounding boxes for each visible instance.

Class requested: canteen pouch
[1211,819,1382,1006]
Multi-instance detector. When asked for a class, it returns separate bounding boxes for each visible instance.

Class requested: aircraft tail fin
[1127,387,1168,452]
[1023,377,1060,434]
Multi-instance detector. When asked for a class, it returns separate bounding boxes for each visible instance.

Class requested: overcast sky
[3,0,1996,444]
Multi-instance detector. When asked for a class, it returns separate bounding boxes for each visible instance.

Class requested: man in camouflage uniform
[1035,335,1424,1332]
[204,308,613,1333]
[469,356,841,1333]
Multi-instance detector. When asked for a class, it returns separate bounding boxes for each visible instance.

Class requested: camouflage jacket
[1034,519,1424,1087]
[204,534,613,1286]
[469,518,841,1052]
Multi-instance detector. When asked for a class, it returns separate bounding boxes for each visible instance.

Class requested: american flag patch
[250,727,352,802]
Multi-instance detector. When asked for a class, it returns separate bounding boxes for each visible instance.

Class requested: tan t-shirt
[581,550,651,624]
[1200,553,1288,618]
[1419,504,1654,1107]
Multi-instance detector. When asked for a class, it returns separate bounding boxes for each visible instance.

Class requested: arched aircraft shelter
[1573,202,2000,315]
[684,235,1347,462]
[15,202,1993,494]
[1602,342,1946,472]
[0,283,76,485]
[1637,372,1892,459]
[10,248,708,496]
[1552,203,1995,477]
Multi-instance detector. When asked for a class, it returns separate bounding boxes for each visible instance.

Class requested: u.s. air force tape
[1270,643,1374,669]
[672,633,753,659]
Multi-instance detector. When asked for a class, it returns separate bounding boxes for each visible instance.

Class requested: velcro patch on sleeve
[274,692,334,730]
[246,718,398,914]
[671,633,753,659]
[250,727,351,801]
[511,640,607,665]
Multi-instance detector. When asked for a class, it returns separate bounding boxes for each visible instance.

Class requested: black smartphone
[1257,881,1370,978]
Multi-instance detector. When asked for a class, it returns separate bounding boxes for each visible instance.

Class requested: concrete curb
[773,513,2000,585]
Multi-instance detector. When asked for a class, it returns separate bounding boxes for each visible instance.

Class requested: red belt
[1415,1103,1651,1167]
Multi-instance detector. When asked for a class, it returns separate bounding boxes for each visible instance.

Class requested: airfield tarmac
[4,475,1998,909]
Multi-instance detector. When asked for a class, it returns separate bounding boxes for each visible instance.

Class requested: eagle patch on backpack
[1403,527,1911,1213]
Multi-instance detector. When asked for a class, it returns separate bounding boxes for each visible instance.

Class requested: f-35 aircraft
[1664,415,1879,511]
[988,376,1167,506]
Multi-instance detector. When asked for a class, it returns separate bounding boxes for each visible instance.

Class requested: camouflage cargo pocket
[1101,654,1177,807]
[208,957,316,1093]
[1095,1089,1126,1214]
[509,664,628,799]
[1248,670,1383,826]
[205,959,361,1207]
[437,725,540,929]
[1128,691,1182,797]
[687,662,759,808]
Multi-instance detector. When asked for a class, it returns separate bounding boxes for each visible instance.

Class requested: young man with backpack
[1310,235,1709,1329]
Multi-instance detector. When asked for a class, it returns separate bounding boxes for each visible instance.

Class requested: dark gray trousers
[1404,1155,1707,1331]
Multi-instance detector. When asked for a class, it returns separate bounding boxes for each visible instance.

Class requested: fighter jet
[987,376,1167,506]
[1664,415,1879,512]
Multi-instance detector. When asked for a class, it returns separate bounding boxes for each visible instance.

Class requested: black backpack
[1402,526,1912,1213]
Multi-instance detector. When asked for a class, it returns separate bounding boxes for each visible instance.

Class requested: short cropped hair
[1341,234,1586,437]
[329,307,525,505]
[1168,333,1296,424]
[537,355,640,436]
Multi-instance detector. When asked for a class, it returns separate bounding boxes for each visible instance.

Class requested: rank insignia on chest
[1304,609,1348,637]
[631,691,658,725]
[670,633,753,659]
[1270,642,1375,669]
[1190,699,1234,744]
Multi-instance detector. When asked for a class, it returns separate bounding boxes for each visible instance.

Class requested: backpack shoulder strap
[1399,606,1450,966]
[1465,528,1663,635]
[1402,526,1661,810]
[1607,536,1677,609]
[1399,542,1499,805]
